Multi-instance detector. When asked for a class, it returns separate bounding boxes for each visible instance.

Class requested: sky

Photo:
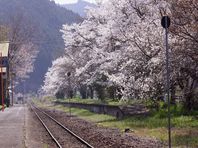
[54,0,96,4]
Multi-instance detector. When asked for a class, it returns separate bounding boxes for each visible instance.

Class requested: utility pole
[0,52,4,111]
[161,16,171,148]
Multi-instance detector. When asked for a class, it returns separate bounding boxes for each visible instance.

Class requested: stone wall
[55,101,124,119]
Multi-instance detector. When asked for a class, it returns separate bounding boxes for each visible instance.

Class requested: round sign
[161,16,171,28]
[67,72,71,77]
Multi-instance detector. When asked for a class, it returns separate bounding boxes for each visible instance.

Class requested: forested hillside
[62,0,96,17]
[0,0,82,92]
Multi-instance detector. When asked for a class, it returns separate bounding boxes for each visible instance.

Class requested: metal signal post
[67,72,71,117]
[11,77,14,106]
[161,16,171,148]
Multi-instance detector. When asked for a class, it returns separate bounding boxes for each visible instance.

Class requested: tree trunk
[79,85,87,99]
[88,86,94,99]
[183,91,193,111]
[94,84,105,101]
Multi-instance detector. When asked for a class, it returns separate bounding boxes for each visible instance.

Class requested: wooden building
[0,39,9,108]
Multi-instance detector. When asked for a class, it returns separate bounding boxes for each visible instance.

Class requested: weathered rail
[30,103,94,148]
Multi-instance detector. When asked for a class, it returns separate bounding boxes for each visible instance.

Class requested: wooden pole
[1,52,4,111]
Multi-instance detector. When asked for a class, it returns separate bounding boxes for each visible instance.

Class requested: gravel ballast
[41,108,164,148]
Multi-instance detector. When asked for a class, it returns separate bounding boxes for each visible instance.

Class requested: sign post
[11,73,15,106]
[161,16,171,148]
[67,72,71,117]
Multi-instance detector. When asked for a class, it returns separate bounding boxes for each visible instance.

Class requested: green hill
[0,0,82,92]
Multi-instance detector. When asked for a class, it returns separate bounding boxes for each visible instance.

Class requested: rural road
[0,104,26,148]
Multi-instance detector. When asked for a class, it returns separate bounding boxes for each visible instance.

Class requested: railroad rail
[30,103,94,148]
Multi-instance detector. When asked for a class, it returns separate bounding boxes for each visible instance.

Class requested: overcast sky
[54,0,96,4]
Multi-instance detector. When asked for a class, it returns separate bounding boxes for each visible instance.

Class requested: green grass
[57,105,198,147]
[57,98,113,105]
[55,97,141,106]
[34,99,198,147]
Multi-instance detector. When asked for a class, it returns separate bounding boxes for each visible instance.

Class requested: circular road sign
[161,16,171,28]
[67,72,71,77]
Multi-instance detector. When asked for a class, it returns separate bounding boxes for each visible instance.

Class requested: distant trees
[7,13,39,80]
[0,15,39,109]
[42,0,198,110]
[10,43,38,79]
[0,26,9,41]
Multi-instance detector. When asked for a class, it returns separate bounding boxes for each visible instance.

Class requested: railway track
[30,103,94,148]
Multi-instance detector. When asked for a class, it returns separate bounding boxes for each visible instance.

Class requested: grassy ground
[34,98,198,147]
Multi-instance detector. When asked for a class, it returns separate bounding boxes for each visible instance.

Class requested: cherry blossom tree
[168,0,198,110]
[43,0,197,109]
[76,0,166,99]
[42,56,76,97]
[7,13,39,81]
[10,43,38,79]
[43,0,167,100]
